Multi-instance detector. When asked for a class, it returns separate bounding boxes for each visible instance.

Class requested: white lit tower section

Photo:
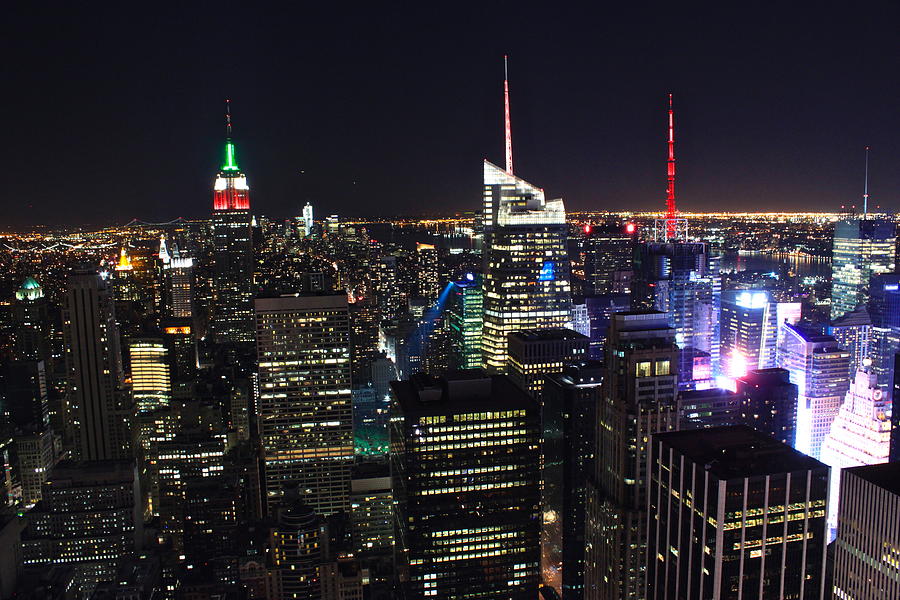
[211,100,255,344]
[481,161,572,373]
[302,202,314,237]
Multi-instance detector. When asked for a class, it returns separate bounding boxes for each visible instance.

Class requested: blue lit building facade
[830,217,895,321]
[868,273,900,398]
[777,323,850,459]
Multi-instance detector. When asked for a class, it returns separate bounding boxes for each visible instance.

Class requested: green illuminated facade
[447,275,483,370]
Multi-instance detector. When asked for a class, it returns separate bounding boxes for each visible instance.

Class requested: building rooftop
[654,426,825,479]
[844,462,900,497]
[391,371,536,416]
[508,328,588,342]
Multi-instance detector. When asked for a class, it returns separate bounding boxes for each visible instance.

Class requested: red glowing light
[584,224,592,234]
[626,223,636,234]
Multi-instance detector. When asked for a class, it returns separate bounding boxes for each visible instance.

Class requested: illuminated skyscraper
[830,305,872,378]
[830,216,895,320]
[646,427,829,600]
[594,311,679,600]
[63,267,132,461]
[481,161,572,373]
[128,338,171,413]
[577,223,635,295]
[820,368,891,531]
[778,323,850,459]
[446,274,483,370]
[159,239,195,320]
[390,372,540,599]
[867,273,900,396]
[302,201,314,237]
[720,290,778,378]
[211,103,255,344]
[255,294,353,515]
[416,243,440,303]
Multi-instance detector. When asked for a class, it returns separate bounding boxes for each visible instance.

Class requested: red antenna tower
[666,93,677,238]
[504,55,513,175]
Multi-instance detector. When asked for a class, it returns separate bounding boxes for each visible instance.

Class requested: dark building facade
[390,372,541,599]
[647,427,829,600]
[736,367,799,447]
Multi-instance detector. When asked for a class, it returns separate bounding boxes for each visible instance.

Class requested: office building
[820,368,891,531]
[160,318,197,392]
[830,305,872,379]
[62,267,132,461]
[416,243,440,303]
[647,426,829,600]
[376,255,404,322]
[20,460,141,596]
[736,367,799,446]
[349,466,393,556]
[778,323,850,459]
[1,360,49,431]
[632,241,720,377]
[390,372,541,599]
[256,294,353,515]
[832,462,900,600]
[577,223,634,295]
[303,202,314,237]
[12,276,51,363]
[14,429,56,506]
[159,240,195,319]
[594,311,679,600]
[678,387,741,430]
[210,106,255,344]
[446,274,483,370]
[583,293,631,360]
[507,328,589,399]
[481,161,572,373]
[541,362,602,599]
[867,273,900,396]
[269,503,322,600]
[830,216,895,320]
[128,338,171,413]
[720,290,778,377]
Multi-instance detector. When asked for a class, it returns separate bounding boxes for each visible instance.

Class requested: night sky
[3,2,899,227]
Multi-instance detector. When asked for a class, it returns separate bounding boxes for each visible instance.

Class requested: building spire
[222,99,239,172]
[504,55,513,176]
[863,146,870,217]
[665,93,677,237]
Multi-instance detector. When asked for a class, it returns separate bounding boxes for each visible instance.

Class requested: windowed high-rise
[446,274,482,370]
[720,290,778,378]
[647,426,829,600]
[778,323,850,460]
[128,338,171,413]
[159,239,195,320]
[63,267,132,461]
[594,311,679,600]
[833,462,900,600]
[632,241,720,379]
[830,305,872,379]
[255,294,354,515]
[541,362,603,599]
[211,106,255,344]
[830,216,895,320]
[481,161,572,373]
[867,273,900,396]
[390,372,541,599]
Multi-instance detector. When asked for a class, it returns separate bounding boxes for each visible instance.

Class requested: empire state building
[210,102,255,343]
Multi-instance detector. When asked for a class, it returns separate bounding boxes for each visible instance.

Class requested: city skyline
[2,3,900,226]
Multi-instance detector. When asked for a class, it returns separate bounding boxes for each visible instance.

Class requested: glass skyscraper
[778,323,851,459]
[867,273,900,397]
[481,161,572,373]
[830,216,895,321]
[446,274,483,370]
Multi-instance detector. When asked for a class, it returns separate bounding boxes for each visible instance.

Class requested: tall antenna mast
[666,93,677,238]
[863,146,870,217]
[504,55,513,175]
[225,99,233,138]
